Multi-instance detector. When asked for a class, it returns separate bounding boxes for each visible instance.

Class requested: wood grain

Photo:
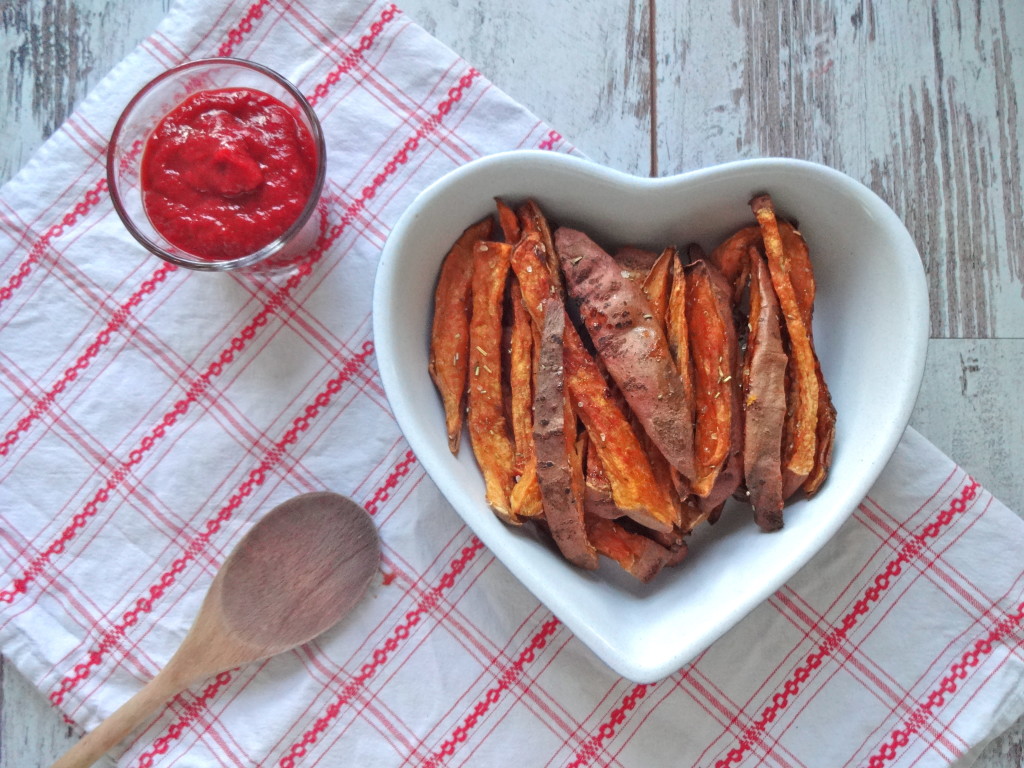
[0,0,171,184]
[1,0,1022,766]
[408,0,654,176]
[656,0,1024,339]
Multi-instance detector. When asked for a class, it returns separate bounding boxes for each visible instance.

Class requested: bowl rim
[372,150,930,681]
[105,56,328,272]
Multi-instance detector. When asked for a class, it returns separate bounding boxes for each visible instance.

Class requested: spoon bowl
[51,491,380,768]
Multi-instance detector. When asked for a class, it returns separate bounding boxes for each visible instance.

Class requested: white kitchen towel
[1,1,1022,766]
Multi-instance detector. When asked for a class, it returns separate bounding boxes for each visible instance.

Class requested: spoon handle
[50,668,186,768]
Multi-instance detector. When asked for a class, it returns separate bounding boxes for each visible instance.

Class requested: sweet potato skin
[557,227,695,483]
[534,298,597,569]
[743,251,788,531]
[429,217,495,453]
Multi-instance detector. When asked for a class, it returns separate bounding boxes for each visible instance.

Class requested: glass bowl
[107,57,327,273]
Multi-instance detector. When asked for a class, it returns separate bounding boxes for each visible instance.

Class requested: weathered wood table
[2,1,1021,765]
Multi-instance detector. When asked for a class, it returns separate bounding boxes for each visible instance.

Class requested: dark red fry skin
[429,216,495,453]
[557,226,696,484]
[644,523,690,566]
[743,250,788,531]
[685,259,743,511]
[534,298,597,569]
[467,241,518,523]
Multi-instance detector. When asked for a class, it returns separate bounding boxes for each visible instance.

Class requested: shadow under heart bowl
[372,151,928,683]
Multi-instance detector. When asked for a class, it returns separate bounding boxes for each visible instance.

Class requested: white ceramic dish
[372,151,928,683]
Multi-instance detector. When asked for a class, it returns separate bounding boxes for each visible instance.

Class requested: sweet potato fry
[467,241,518,523]
[750,194,819,498]
[534,298,597,569]
[685,259,743,505]
[563,329,679,532]
[509,286,534,473]
[582,435,620,520]
[429,217,495,453]
[518,200,562,291]
[584,516,680,582]
[777,223,836,497]
[495,198,521,243]
[642,246,675,325]
[511,234,559,319]
[780,222,815,318]
[743,249,788,530]
[557,227,696,483]
[507,282,545,519]
[665,248,696,465]
[510,458,544,519]
[709,224,759,303]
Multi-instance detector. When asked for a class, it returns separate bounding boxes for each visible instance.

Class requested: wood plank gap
[648,0,658,177]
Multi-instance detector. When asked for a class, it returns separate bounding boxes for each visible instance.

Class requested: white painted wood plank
[655,0,1024,340]
[0,0,172,184]
[1,661,114,768]
[911,338,1024,516]
[400,0,653,176]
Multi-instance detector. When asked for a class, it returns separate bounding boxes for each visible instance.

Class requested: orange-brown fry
[467,241,518,523]
[665,250,696,459]
[709,225,759,303]
[780,222,815,321]
[518,199,562,291]
[563,331,679,533]
[509,285,535,473]
[685,260,741,499]
[642,246,675,325]
[510,457,544,519]
[582,435,620,520]
[750,194,819,495]
[429,217,495,453]
[584,515,680,582]
[776,223,836,497]
[496,198,521,244]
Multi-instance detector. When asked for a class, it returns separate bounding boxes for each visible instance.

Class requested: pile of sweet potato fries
[428,194,835,582]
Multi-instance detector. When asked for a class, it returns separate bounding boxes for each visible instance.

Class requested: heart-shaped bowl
[373,151,928,683]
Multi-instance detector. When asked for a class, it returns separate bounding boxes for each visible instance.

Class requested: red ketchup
[141,87,317,261]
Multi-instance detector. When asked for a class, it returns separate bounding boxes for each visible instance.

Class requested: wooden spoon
[51,491,381,768]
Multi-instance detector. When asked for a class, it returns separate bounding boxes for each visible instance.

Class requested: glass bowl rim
[105,56,327,272]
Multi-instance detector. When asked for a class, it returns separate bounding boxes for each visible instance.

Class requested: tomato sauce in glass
[141,87,318,261]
